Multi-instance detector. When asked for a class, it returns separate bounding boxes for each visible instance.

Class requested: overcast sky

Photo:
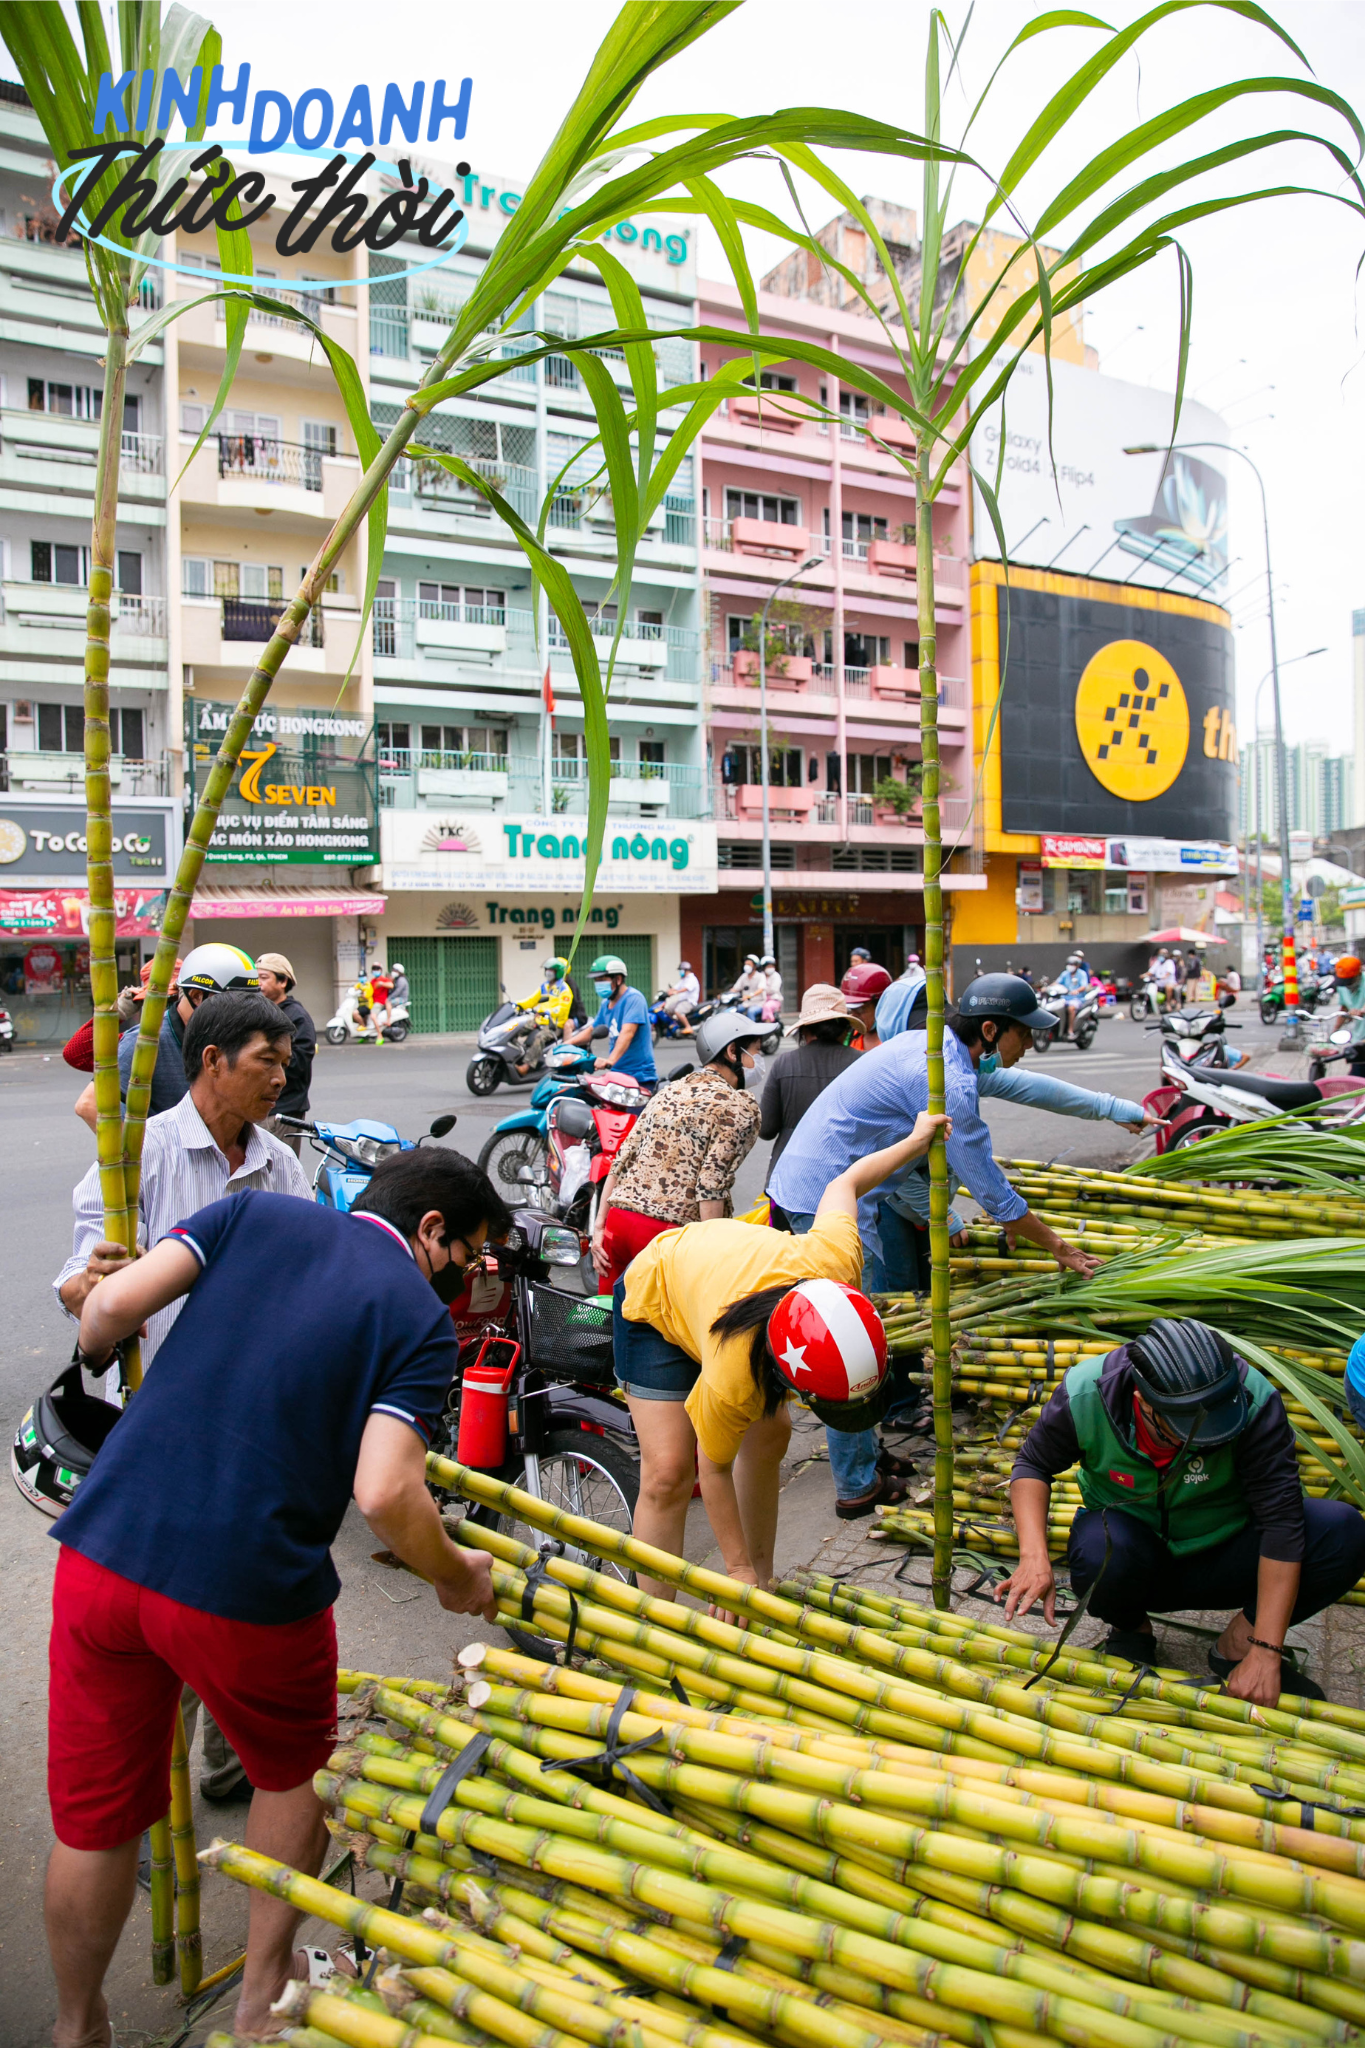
[19,1,1365,757]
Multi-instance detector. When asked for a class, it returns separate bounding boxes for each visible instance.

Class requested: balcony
[182,595,358,676]
[389,454,538,526]
[377,751,707,819]
[217,434,325,492]
[0,582,168,666]
[0,411,165,502]
[175,433,358,521]
[373,601,699,684]
[1,749,169,795]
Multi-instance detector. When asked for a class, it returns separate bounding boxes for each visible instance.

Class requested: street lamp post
[1250,648,1325,983]
[1125,440,1299,1043]
[758,554,822,958]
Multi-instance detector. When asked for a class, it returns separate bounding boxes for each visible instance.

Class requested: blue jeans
[1067,1499,1365,1633]
[779,1206,879,1502]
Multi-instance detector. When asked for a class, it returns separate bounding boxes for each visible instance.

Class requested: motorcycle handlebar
[273,1114,316,1132]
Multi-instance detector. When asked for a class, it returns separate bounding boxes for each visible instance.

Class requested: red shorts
[599,1205,679,1291]
[49,1546,338,1850]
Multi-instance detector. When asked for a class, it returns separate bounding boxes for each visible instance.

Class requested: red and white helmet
[768,1280,888,1419]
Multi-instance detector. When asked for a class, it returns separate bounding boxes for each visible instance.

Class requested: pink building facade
[687,277,975,993]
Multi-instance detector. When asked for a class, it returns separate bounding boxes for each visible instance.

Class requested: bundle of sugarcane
[203,1477,1365,2048]
[1127,1112,1365,1193]
[1000,1158,1365,1241]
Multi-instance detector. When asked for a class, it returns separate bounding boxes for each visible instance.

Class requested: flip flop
[836,1472,912,1521]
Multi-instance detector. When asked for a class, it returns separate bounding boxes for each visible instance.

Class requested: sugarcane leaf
[1217,1331,1365,1510]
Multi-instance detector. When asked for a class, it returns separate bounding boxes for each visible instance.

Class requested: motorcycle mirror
[1331,1029,1353,1046]
[1218,991,1236,1010]
[428,1114,457,1138]
[514,1162,549,1184]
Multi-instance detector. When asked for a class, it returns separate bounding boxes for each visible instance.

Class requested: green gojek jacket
[1066,1351,1276,1556]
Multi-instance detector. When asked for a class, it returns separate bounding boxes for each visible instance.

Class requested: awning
[191,884,386,920]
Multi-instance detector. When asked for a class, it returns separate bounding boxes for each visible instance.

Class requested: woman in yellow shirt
[614,1114,949,1598]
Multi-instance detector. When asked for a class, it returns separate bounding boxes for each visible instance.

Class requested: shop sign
[1040,833,1105,869]
[190,701,378,867]
[24,942,63,992]
[383,814,717,894]
[0,801,170,878]
[0,888,167,939]
[437,899,627,932]
[1106,836,1237,875]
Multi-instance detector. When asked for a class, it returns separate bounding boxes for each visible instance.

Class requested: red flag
[542,663,555,718]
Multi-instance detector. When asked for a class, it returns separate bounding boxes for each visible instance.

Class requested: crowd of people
[35,935,1365,2047]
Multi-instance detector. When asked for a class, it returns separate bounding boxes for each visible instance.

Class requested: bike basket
[526,1283,617,1384]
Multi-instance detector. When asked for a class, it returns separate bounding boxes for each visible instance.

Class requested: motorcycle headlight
[595,1082,647,1107]
[540,1225,583,1266]
[342,1135,404,1167]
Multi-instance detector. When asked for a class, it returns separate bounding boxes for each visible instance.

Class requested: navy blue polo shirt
[54,1192,457,1624]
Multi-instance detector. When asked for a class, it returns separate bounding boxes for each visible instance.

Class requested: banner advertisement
[1040,833,1106,869]
[0,887,168,939]
[1017,863,1044,912]
[381,813,718,894]
[970,354,1230,599]
[189,701,378,867]
[0,800,172,879]
[1106,836,1238,874]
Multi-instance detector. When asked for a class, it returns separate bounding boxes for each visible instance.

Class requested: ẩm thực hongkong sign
[189,701,377,866]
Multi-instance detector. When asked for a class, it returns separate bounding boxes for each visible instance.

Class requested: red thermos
[456,1336,521,1466]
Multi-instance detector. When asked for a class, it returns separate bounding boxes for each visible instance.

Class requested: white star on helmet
[780,1339,810,1378]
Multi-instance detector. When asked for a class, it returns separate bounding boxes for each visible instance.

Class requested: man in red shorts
[46,1147,509,2046]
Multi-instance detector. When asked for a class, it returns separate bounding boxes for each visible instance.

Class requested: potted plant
[872,767,929,824]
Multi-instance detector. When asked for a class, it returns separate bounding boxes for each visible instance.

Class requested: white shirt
[763,967,782,1000]
[54,1091,313,1364]
[674,972,700,1005]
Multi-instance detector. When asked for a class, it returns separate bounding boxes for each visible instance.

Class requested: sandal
[876,1447,917,1481]
[836,1471,912,1521]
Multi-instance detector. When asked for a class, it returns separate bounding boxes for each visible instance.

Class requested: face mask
[978,1050,1000,1075]
[428,1246,470,1303]
[744,1054,766,1092]
[592,978,612,999]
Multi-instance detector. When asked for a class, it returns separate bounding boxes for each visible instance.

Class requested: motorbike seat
[1165,1051,1321,1110]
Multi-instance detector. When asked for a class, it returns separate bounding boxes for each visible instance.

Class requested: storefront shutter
[391,936,499,1034]
[605,934,653,994]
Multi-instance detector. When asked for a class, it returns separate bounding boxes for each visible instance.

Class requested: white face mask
[743,1054,766,1092]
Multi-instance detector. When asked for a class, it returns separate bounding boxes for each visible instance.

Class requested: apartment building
[690,273,979,995]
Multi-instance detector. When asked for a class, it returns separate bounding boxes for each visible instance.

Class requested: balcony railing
[113,595,166,637]
[216,285,346,328]
[663,494,695,545]
[120,431,162,473]
[220,596,324,646]
[378,751,707,818]
[703,516,733,551]
[0,750,168,795]
[389,454,538,524]
[218,434,328,491]
[374,600,698,680]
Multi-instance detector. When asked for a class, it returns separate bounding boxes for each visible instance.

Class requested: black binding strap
[522,1544,581,1667]
[542,1687,670,1815]
[1098,1662,1155,1715]
[1252,1784,1365,1832]
[709,1931,747,2015]
[1023,1513,1112,1691]
[372,1732,493,1970]
[669,1677,693,1708]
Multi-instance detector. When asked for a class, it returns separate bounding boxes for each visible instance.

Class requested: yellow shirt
[518,983,573,1030]
[621,1212,863,1465]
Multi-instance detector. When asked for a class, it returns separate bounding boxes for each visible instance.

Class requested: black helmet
[1128,1318,1248,1447]
[955,972,1057,1032]
[10,1356,123,1517]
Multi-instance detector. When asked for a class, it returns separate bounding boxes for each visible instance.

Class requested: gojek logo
[54,64,472,284]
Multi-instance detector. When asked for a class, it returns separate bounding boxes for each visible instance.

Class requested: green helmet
[591,954,629,978]
[543,956,569,981]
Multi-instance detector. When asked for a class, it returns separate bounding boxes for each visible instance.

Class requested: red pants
[48,1546,337,1850]
[597,1206,683,1291]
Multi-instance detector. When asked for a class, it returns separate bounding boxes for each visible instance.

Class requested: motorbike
[1143,1035,1365,1154]
[1129,972,1170,1022]
[466,998,568,1096]
[650,987,700,1041]
[0,1004,12,1051]
[324,984,411,1046]
[710,987,785,1057]
[1145,1003,1243,1072]
[428,1205,639,1652]
[1031,977,1101,1052]
[1259,969,1324,1026]
[476,1044,607,1196]
[275,1110,458,1211]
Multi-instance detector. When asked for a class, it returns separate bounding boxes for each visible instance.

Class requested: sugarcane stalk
[169,1704,201,1995]
[148,1812,174,1984]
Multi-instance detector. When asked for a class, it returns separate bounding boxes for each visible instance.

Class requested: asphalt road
[0,1001,1290,2037]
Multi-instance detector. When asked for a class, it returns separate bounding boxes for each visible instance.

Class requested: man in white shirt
[663,960,702,1030]
[56,994,312,1365]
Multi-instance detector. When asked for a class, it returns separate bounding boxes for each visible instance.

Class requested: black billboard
[997,583,1236,840]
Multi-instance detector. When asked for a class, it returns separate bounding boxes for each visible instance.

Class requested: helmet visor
[1131,1368,1248,1448]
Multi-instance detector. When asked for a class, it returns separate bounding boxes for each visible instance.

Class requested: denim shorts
[612,1275,698,1402]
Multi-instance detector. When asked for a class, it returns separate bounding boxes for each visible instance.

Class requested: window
[123,394,141,434]
[904,640,920,669]
[740,371,797,393]
[32,541,87,585]
[419,725,508,760]
[846,753,894,796]
[462,586,505,616]
[37,703,83,752]
[636,609,663,639]
[640,739,665,780]
[724,489,800,525]
[182,558,212,597]
[723,743,802,788]
[110,706,144,757]
[302,421,339,456]
[1066,872,1098,916]
[239,563,283,600]
[28,378,102,419]
[181,401,207,435]
[841,510,888,542]
[418,580,460,614]
[1104,885,1128,915]
[116,552,142,596]
[845,631,890,670]
[377,721,411,758]
[418,583,505,617]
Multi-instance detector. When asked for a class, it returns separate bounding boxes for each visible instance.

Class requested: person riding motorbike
[388,961,410,1011]
[998,1316,1365,1706]
[568,954,657,1090]
[662,960,701,1034]
[508,957,576,1075]
[1332,954,1365,1077]
[1055,952,1090,1039]
[727,953,764,1005]
[840,961,892,1048]
[746,953,782,1022]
